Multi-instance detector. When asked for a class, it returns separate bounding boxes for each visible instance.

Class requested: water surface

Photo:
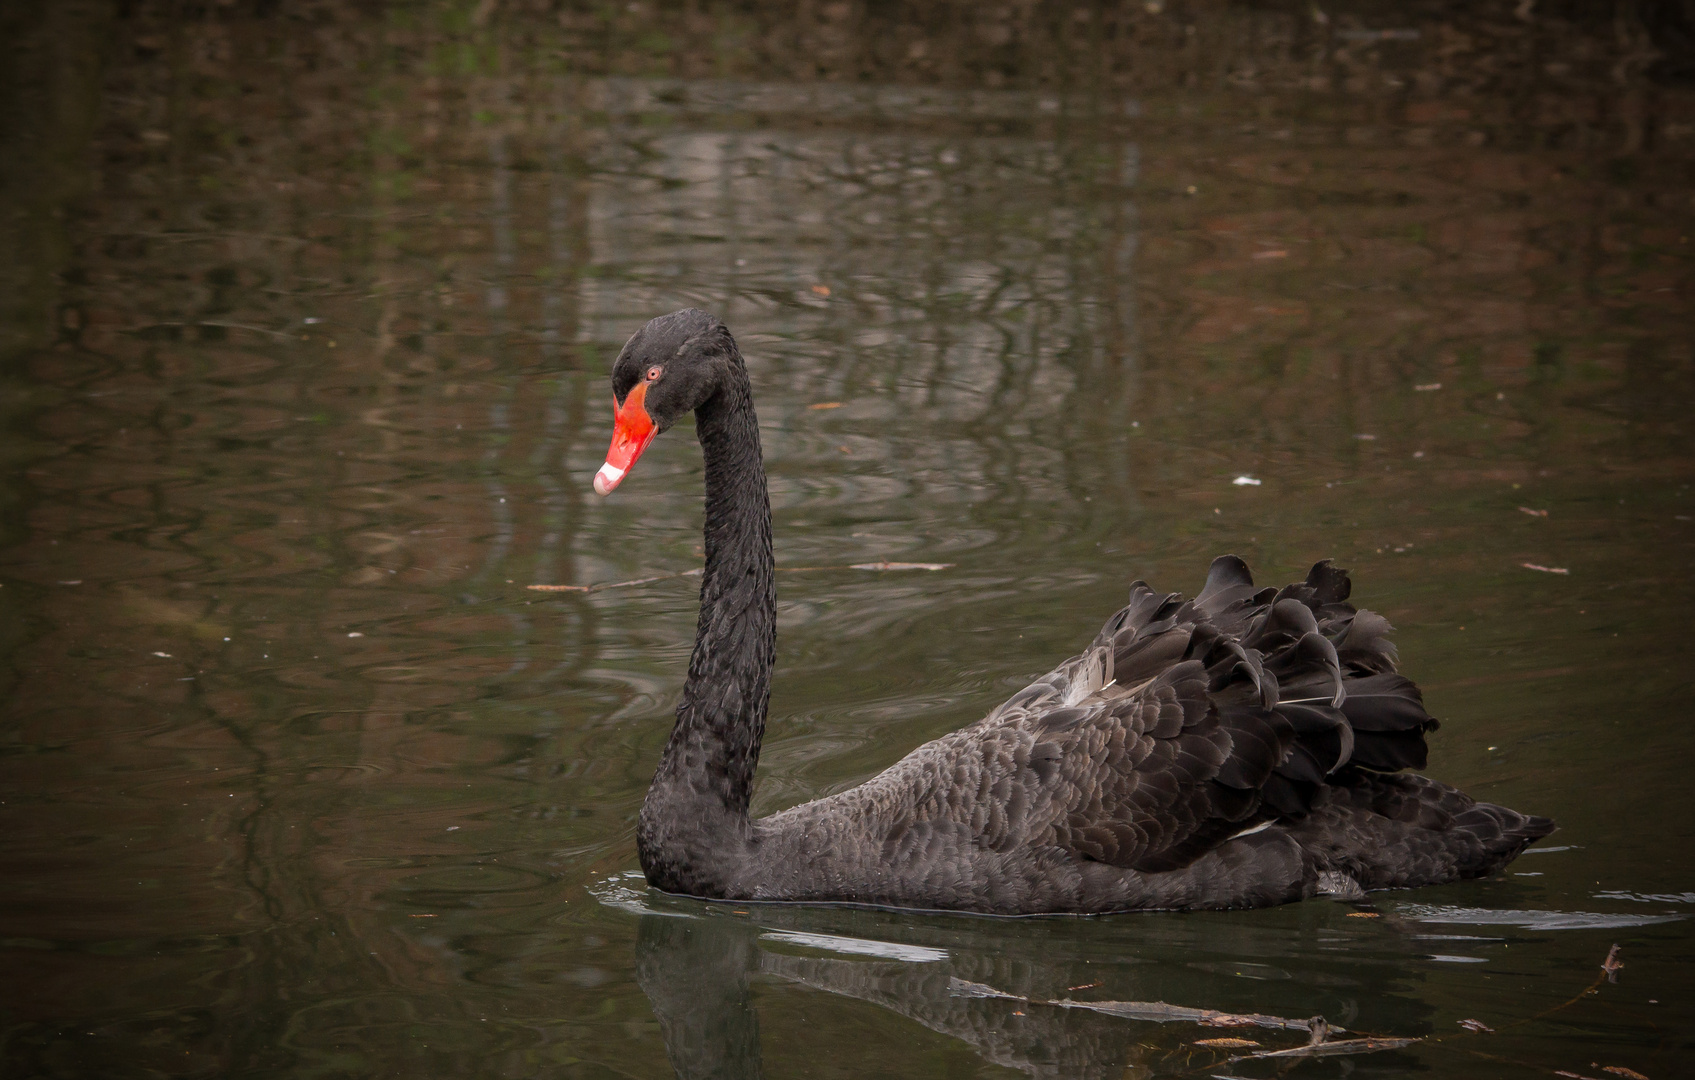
[2,4,1693,1078]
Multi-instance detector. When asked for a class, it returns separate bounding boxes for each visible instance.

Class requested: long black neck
[637,360,774,895]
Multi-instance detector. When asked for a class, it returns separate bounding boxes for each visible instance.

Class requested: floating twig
[1527,945,1625,1027]
[1243,1036,1419,1060]
[1522,563,1569,575]
[947,978,1340,1034]
[950,977,1432,1066]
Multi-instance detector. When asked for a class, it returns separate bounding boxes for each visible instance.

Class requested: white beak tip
[593,462,624,496]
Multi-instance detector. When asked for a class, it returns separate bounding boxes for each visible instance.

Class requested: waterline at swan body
[593,308,1553,915]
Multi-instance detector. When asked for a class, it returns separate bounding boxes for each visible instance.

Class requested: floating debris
[1522,563,1569,575]
[948,978,1340,1034]
[1251,249,1288,260]
[807,401,843,410]
[1354,433,1376,440]
[1518,506,1549,517]
[948,977,1431,1061]
[347,632,364,638]
[810,284,831,296]
[1414,382,1442,391]
[1458,1018,1494,1033]
[1601,943,1624,983]
[1601,1067,1650,1080]
[152,651,172,658]
[1246,1036,1419,1060]
[1232,476,1262,486]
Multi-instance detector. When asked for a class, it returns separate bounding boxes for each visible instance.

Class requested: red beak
[593,383,657,496]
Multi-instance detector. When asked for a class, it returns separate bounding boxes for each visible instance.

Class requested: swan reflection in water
[637,909,1158,1080]
[627,888,1449,1079]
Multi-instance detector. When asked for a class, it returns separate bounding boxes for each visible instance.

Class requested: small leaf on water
[810,284,831,296]
[808,401,843,410]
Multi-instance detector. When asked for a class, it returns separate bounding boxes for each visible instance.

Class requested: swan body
[597,309,1552,915]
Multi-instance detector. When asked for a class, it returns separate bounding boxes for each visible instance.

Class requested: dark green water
[3,4,1693,1078]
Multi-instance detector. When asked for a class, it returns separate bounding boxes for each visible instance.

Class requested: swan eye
[645,366,663,382]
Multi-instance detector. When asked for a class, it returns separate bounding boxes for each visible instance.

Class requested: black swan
[593,308,1553,914]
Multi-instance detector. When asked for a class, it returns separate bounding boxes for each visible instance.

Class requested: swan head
[595,309,738,496]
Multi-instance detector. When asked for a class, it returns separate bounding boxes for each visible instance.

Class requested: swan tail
[1287,770,1556,890]
[1095,556,1441,824]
